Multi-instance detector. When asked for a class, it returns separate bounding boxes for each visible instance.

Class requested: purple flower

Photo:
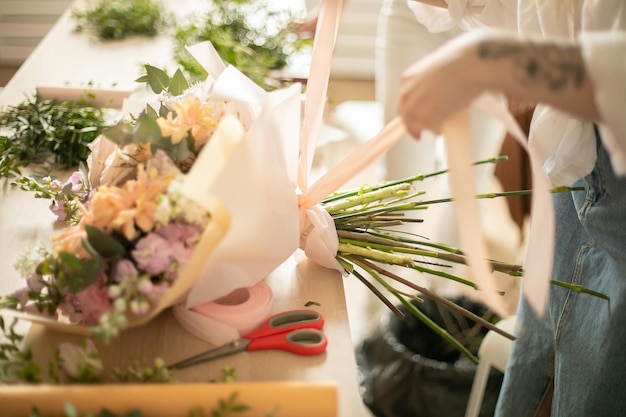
[66,171,87,193]
[132,233,173,275]
[50,199,67,222]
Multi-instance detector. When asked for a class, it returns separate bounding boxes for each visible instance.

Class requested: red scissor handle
[243,309,324,339]
[246,329,328,355]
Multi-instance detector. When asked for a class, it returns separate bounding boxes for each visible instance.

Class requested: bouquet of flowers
[3,150,230,342]
[1,40,294,344]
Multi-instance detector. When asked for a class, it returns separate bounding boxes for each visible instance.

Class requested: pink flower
[74,274,112,325]
[138,281,170,303]
[113,259,138,283]
[157,223,201,248]
[132,233,173,275]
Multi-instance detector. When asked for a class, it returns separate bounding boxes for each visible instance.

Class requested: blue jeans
[495,134,626,417]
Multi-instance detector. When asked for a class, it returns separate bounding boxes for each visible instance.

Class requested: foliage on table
[72,0,170,41]
[0,316,255,417]
[172,0,310,90]
[0,95,109,180]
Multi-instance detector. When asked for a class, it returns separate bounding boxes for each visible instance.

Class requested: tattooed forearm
[477,39,585,92]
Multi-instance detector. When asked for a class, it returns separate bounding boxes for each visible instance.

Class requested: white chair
[464,315,517,417]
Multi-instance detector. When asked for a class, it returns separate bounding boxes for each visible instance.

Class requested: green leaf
[102,113,163,148]
[35,257,56,276]
[56,252,105,293]
[134,114,166,143]
[145,64,170,94]
[146,104,158,119]
[168,69,189,96]
[64,402,78,417]
[85,225,127,259]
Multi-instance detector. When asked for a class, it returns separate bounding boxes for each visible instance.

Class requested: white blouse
[407,0,626,186]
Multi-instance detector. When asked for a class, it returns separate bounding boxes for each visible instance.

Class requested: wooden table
[0,1,370,416]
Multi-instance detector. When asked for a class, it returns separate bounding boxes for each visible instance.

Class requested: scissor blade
[167,339,250,370]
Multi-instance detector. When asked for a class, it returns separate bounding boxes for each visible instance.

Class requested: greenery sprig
[0,95,108,179]
[72,0,170,41]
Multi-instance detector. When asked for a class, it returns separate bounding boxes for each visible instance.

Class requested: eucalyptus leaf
[134,114,164,143]
[103,113,163,147]
[145,64,170,94]
[168,69,189,96]
[146,104,158,119]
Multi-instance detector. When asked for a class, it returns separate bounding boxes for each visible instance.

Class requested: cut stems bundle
[323,157,601,363]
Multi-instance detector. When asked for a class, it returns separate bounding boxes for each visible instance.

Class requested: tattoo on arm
[477,40,585,92]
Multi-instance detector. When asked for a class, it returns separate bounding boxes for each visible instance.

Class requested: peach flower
[156,96,219,147]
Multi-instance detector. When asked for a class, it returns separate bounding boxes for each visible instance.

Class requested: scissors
[168,309,327,370]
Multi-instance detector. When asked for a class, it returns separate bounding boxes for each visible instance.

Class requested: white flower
[13,246,47,278]
[154,194,172,225]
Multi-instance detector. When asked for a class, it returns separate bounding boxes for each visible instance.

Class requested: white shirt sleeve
[580,31,626,177]
[406,0,517,33]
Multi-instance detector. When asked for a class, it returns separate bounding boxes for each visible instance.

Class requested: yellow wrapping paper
[0,382,338,417]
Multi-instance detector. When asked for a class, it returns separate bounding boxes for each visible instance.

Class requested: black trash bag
[356,296,504,417]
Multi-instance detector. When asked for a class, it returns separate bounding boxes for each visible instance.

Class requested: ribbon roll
[173,281,274,346]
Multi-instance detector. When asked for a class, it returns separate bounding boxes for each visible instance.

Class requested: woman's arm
[398,30,600,138]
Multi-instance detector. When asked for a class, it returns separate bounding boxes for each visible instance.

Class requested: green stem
[352,255,515,341]
[337,242,479,289]
[323,156,508,204]
[550,280,610,300]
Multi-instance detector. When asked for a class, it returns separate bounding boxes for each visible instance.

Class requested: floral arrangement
[4,152,218,343]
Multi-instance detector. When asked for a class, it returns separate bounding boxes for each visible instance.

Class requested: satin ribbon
[172,281,274,346]
[177,0,551,342]
[297,0,551,315]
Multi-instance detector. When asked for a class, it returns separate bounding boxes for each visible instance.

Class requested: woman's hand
[398,31,488,139]
[398,28,601,139]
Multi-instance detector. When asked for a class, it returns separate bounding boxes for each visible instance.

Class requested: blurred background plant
[72,0,170,41]
[173,0,311,90]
